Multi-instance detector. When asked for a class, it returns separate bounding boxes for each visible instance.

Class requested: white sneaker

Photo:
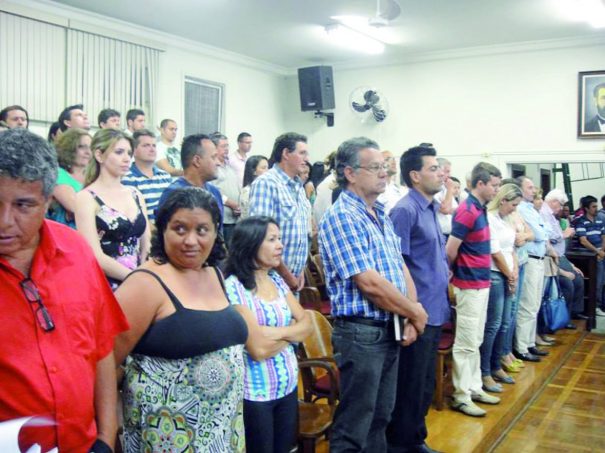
[596,308,605,317]
[451,400,487,417]
[471,391,501,405]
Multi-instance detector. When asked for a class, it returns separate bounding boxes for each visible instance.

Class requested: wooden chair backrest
[302,309,333,360]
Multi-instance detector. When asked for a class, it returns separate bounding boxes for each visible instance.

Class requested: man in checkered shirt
[318,136,428,453]
[249,132,311,290]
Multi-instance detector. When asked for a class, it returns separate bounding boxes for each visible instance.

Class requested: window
[184,76,224,136]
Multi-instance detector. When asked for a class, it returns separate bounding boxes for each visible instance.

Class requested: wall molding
[331,34,605,72]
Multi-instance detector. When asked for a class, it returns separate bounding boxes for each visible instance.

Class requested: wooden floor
[492,331,605,453]
[313,320,605,453]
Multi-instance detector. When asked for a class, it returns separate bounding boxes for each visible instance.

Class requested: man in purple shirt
[388,144,450,453]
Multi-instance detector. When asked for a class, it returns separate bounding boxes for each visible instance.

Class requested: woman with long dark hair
[239,155,269,219]
[224,216,311,453]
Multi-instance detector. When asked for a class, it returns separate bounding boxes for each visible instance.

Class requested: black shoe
[514,350,541,362]
[565,323,577,330]
[571,313,589,320]
[528,347,549,356]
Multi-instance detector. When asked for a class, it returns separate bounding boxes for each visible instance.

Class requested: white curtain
[66,29,160,127]
[0,12,66,123]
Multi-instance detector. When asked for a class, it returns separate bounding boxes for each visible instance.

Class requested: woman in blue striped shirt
[225,216,312,453]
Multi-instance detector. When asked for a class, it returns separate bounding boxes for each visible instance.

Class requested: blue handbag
[539,276,570,333]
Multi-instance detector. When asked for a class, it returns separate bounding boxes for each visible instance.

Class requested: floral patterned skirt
[122,346,246,452]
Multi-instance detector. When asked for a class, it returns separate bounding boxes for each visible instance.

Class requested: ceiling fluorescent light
[554,0,605,28]
[325,23,385,54]
[331,15,401,44]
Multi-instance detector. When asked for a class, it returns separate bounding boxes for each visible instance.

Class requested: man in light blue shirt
[514,176,554,361]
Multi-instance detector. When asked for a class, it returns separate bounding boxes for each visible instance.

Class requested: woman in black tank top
[113,188,248,452]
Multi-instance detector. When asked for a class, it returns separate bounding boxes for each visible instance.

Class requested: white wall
[155,47,286,156]
[282,43,605,187]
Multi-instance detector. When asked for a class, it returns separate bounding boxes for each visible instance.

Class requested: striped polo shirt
[450,193,491,289]
[575,215,605,248]
[122,163,172,223]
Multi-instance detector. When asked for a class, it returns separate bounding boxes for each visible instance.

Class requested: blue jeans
[330,319,400,453]
[558,255,585,314]
[503,264,524,356]
[597,258,605,309]
[480,271,513,376]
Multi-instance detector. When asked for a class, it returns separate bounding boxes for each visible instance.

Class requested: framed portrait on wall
[578,70,605,138]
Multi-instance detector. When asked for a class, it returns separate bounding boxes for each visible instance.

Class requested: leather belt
[337,316,392,327]
[528,254,545,260]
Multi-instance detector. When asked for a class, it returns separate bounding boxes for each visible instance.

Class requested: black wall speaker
[298,66,335,111]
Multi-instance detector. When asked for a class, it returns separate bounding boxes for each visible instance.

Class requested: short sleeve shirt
[450,193,491,289]
[389,189,450,326]
[575,215,605,248]
[155,141,182,171]
[122,163,172,223]
[319,190,407,321]
[249,166,310,276]
[0,220,129,452]
[157,177,224,230]
[488,212,516,272]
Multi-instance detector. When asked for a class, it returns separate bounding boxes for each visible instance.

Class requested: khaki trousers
[452,287,490,403]
[514,257,545,354]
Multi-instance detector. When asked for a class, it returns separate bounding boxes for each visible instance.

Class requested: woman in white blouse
[480,184,522,392]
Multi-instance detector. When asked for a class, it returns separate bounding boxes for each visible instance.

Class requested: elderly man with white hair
[541,188,586,325]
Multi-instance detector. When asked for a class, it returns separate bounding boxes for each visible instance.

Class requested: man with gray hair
[541,188,585,326]
[319,136,427,452]
[210,132,241,244]
[0,129,128,452]
[434,157,458,238]
[514,176,555,361]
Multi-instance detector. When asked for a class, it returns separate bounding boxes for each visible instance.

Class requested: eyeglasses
[355,163,390,174]
[20,278,55,332]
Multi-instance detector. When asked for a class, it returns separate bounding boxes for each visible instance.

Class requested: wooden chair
[297,360,338,453]
[300,286,331,320]
[434,322,455,410]
[299,309,339,402]
[434,285,456,410]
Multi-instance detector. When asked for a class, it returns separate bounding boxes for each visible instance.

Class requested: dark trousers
[330,319,400,453]
[558,255,585,315]
[243,389,298,453]
[386,325,442,451]
[223,223,236,247]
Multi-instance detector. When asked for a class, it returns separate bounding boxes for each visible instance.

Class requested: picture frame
[578,70,605,138]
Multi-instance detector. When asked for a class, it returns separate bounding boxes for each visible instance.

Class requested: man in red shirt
[0,129,129,452]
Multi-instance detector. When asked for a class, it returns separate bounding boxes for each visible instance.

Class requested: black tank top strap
[213,266,226,292]
[87,189,106,207]
[126,269,185,310]
[130,188,144,211]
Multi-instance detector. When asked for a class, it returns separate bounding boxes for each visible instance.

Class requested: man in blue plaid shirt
[250,132,311,290]
[319,137,428,453]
